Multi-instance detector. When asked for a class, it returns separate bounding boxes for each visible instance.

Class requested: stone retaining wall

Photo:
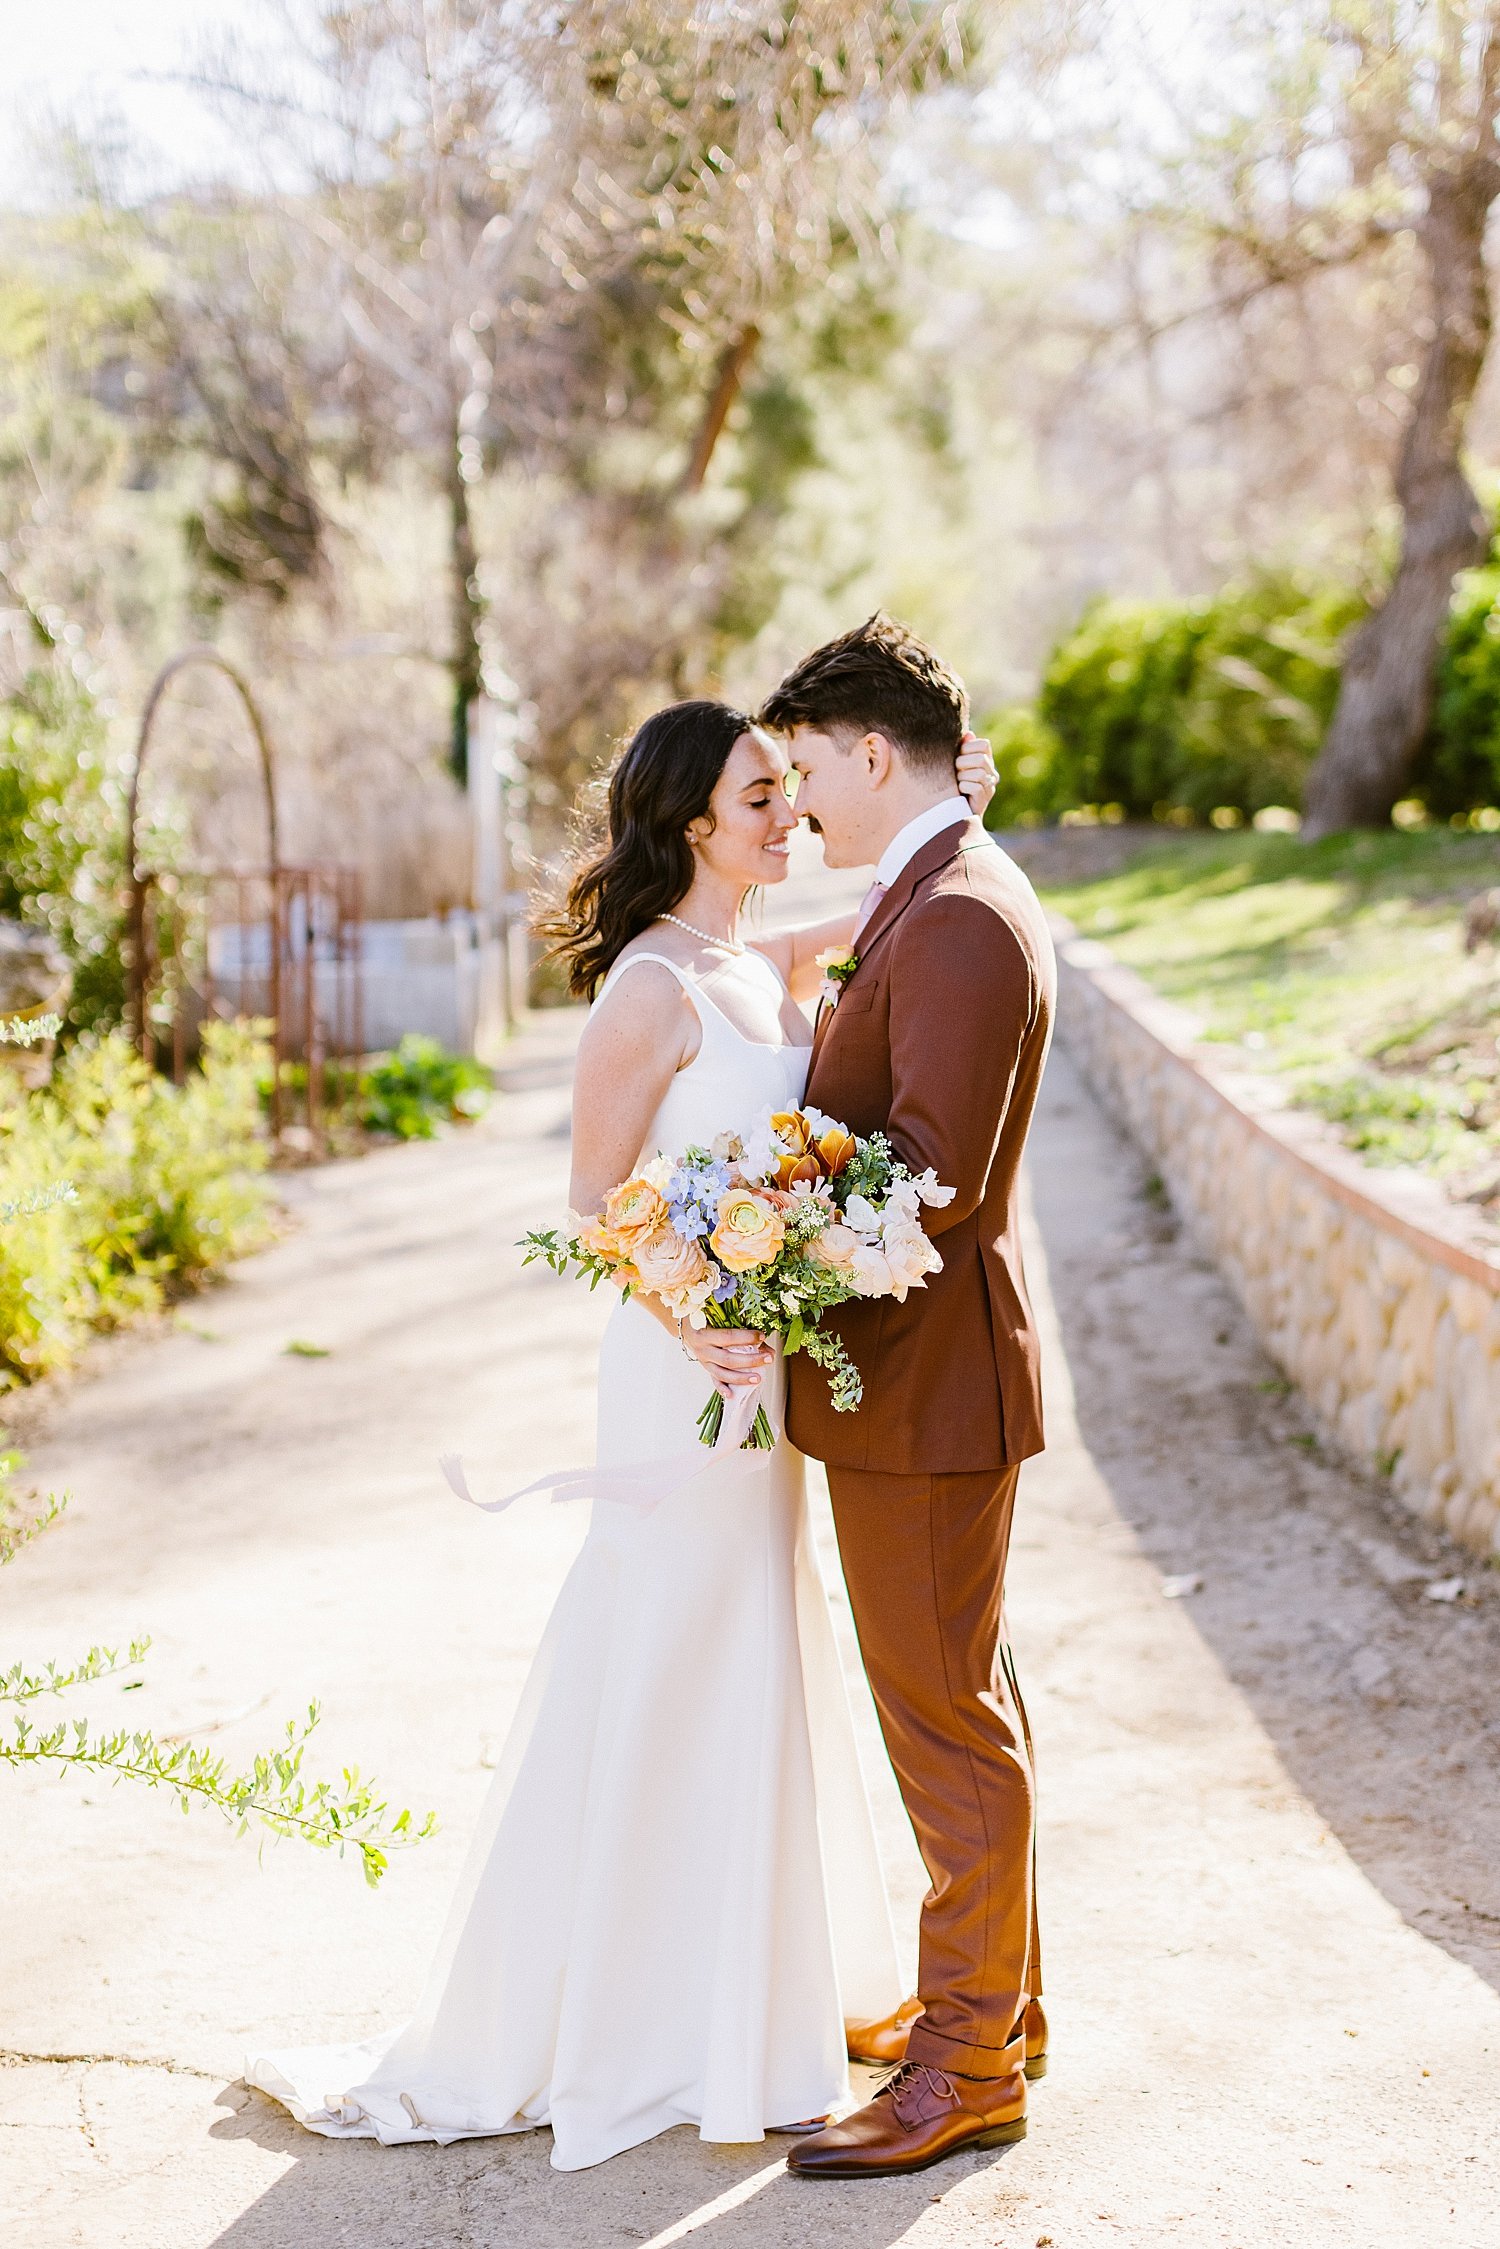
[1053,928,1500,1558]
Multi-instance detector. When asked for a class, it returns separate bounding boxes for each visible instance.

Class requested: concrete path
[3,1006,1500,2248]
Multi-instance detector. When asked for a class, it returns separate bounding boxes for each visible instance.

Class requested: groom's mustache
[804,815,824,836]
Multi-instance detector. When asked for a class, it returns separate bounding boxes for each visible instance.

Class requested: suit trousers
[826,1462,1040,2078]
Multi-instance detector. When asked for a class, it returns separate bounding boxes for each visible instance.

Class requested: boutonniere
[814,947,860,1009]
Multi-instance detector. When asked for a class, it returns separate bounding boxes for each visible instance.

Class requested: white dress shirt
[873,794,972,890]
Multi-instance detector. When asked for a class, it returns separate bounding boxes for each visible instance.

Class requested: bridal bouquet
[521,1108,955,1449]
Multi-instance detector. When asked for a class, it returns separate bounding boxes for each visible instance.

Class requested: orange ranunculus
[600,1176,668,1252]
[815,1125,857,1178]
[710,1187,786,1273]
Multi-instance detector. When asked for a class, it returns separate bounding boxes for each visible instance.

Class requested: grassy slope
[1038,830,1500,1223]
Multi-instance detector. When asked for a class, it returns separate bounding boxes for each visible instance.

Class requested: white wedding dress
[245,947,903,2171]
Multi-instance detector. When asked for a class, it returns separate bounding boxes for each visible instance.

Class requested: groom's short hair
[758,613,968,773]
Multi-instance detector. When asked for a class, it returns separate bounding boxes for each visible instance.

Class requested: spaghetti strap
[596,946,802,1054]
[595,952,728,1051]
[598,950,696,998]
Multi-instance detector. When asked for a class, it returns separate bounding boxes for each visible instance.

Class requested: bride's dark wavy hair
[541,699,752,999]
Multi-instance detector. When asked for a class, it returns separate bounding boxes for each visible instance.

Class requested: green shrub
[1025,574,1362,824]
[1417,562,1500,817]
[358,1035,492,1141]
[1035,595,1213,818]
[1000,560,1500,829]
[979,704,1067,829]
[0,661,130,1034]
[0,1021,272,1384]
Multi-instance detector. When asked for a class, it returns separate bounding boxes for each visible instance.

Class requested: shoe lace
[883,2061,955,2124]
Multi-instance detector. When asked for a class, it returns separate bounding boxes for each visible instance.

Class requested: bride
[246,699,995,2171]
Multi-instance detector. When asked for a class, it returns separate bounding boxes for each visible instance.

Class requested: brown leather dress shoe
[846,1995,1049,2080]
[843,1993,926,2067]
[786,2060,1027,2179]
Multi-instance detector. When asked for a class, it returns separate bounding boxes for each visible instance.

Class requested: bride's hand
[678,1323,774,1397]
[956,731,997,819]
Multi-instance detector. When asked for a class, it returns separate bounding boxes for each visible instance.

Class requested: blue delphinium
[666,1155,731,1245]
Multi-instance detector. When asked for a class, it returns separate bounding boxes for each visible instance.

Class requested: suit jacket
[786,818,1055,1475]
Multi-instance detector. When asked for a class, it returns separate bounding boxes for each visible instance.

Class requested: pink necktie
[853,879,887,942]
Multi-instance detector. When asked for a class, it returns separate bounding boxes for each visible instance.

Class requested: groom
[760,614,1055,2178]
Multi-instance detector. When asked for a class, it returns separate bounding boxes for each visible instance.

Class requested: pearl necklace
[658,911,745,954]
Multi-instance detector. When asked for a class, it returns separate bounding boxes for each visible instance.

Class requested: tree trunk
[679,325,761,494]
[446,429,484,788]
[1303,162,1500,836]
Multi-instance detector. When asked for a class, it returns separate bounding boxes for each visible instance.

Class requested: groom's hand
[956,732,997,820]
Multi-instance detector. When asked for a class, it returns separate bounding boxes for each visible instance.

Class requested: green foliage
[0,1692,436,1888]
[996,560,1500,829]
[0,660,128,1032]
[0,1010,434,1888]
[0,1020,272,1385]
[1039,827,1500,1200]
[1420,562,1500,817]
[358,1034,492,1141]
[981,704,1068,830]
[1004,574,1364,825]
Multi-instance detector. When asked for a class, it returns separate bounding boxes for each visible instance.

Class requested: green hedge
[357,1034,492,1140]
[0,662,130,1034]
[987,567,1500,827]
[1422,562,1500,817]
[0,1022,273,1384]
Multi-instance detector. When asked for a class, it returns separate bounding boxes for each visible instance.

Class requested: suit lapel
[849,816,978,961]
[809,816,982,1070]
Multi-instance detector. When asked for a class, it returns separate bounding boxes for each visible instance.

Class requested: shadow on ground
[207,2080,1019,2249]
[1030,1043,1500,1998]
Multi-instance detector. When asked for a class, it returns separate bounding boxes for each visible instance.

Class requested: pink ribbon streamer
[441,1373,775,1518]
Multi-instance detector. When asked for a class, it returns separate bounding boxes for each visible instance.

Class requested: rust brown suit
[787,816,1055,2079]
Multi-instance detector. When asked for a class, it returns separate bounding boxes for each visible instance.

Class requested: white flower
[780,1289,800,1314]
[738,1106,785,1185]
[843,1191,883,1238]
[800,1103,837,1136]
[908,1167,956,1208]
[666,1273,716,1327]
[881,1207,942,1294]
[808,1220,861,1271]
[640,1154,674,1193]
[850,1243,895,1297]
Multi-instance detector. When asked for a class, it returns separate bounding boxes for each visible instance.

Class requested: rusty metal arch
[126,646,281,1055]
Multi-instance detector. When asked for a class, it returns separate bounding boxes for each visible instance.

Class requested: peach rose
[880,1220,940,1298]
[575,1209,623,1262]
[600,1176,668,1253]
[807,1221,861,1271]
[849,1242,896,1297]
[710,1187,786,1273]
[631,1225,710,1299]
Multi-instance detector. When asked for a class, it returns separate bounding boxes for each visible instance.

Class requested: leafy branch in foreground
[0,1690,438,1887]
[0,1013,61,1046]
[0,1011,436,1885]
[0,1628,149,1704]
[0,1180,77,1224]
[0,1489,67,1565]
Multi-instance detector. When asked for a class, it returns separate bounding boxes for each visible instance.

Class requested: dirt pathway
[2,1006,1498,2249]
